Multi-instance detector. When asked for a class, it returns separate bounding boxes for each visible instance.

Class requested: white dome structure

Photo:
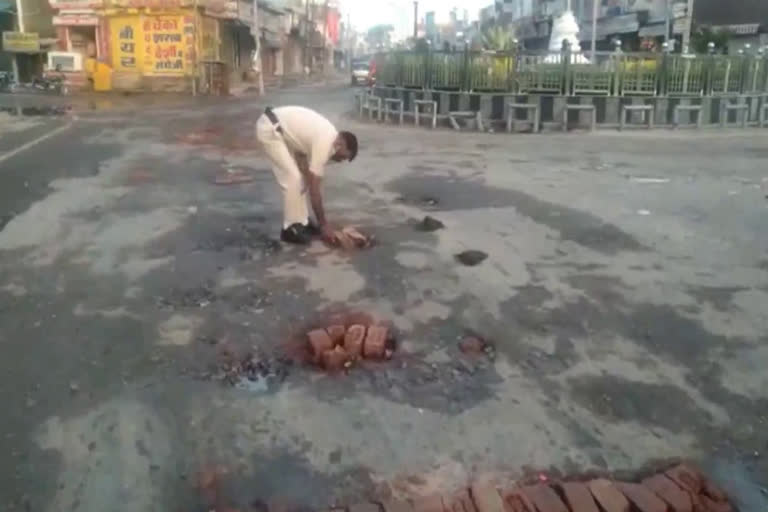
[545,10,590,64]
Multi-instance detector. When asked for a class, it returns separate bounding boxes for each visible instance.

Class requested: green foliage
[483,25,516,52]
[691,26,731,54]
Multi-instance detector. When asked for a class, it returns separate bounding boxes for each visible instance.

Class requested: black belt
[264,107,283,134]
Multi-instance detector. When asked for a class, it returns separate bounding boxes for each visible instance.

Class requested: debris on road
[636,209,651,216]
[455,250,488,266]
[215,347,290,393]
[458,335,494,359]
[415,216,445,232]
[213,168,255,185]
[630,177,670,184]
[396,195,440,209]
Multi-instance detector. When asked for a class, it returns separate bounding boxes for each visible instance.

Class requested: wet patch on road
[686,285,750,313]
[387,172,647,254]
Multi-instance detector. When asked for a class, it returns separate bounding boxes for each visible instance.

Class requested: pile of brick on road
[307,323,391,372]
[341,464,734,512]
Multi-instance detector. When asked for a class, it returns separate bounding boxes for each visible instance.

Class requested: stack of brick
[333,464,734,512]
[307,323,392,372]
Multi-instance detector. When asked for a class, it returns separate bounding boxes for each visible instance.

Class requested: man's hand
[320,224,338,246]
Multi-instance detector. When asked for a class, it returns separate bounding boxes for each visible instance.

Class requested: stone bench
[507,102,540,133]
[414,99,437,129]
[448,111,484,132]
[366,96,383,121]
[761,100,768,128]
[384,98,404,125]
[720,102,749,128]
[620,104,654,130]
[673,104,703,129]
[563,104,596,132]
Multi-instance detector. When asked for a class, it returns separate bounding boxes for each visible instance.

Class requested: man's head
[332,131,358,162]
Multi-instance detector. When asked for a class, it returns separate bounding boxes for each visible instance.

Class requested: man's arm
[296,154,336,243]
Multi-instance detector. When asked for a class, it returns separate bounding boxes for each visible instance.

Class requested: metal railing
[372,48,768,97]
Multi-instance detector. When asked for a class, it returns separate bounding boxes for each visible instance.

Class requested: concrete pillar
[439,92,450,115]
[605,97,620,126]
[459,92,470,111]
[655,98,669,126]
[553,96,567,128]
[480,94,493,121]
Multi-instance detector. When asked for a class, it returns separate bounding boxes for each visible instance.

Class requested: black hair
[339,131,358,162]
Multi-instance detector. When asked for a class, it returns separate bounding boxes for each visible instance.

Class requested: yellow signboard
[2,32,40,53]
[111,17,142,72]
[142,16,186,75]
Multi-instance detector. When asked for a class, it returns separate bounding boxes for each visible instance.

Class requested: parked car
[351,59,371,86]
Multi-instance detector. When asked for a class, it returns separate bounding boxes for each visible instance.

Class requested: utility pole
[590,0,598,59]
[664,0,670,46]
[305,0,311,74]
[252,0,264,95]
[322,0,328,74]
[12,0,24,82]
[413,1,418,39]
[682,0,695,52]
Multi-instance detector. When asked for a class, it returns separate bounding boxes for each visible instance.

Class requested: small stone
[588,479,630,512]
[25,398,36,408]
[69,382,79,393]
[559,482,599,512]
[415,216,445,232]
[308,329,334,363]
[455,250,488,267]
[322,346,350,372]
[459,336,486,355]
[344,324,366,359]
[363,326,388,359]
[326,325,346,345]
[642,474,693,512]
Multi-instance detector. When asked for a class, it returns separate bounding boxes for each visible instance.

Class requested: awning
[638,23,667,38]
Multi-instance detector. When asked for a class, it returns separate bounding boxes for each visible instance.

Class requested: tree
[366,24,394,50]
[691,26,731,54]
[483,25,516,51]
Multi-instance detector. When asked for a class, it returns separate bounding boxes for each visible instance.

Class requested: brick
[412,495,444,512]
[322,346,350,372]
[363,325,388,359]
[344,324,366,359]
[588,479,630,512]
[560,482,599,512]
[664,465,704,495]
[308,329,333,362]
[615,482,667,512]
[445,489,477,512]
[521,485,568,512]
[382,500,414,512]
[642,474,693,512]
[471,483,507,512]
[459,337,485,355]
[350,504,382,512]
[499,486,536,512]
[326,324,346,345]
[696,495,733,512]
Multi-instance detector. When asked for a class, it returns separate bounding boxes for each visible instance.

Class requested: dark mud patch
[687,285,749,313]
[568,374,714,433]
[386,173,647,254]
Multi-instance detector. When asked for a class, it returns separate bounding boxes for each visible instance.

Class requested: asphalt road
[0,85,767,512]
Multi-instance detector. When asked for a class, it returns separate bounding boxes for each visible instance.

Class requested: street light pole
[682,0,695,52]
[413,1,418,39]
[664,0,670,45]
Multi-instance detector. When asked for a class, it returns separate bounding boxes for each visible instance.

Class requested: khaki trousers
[255,115,309,229]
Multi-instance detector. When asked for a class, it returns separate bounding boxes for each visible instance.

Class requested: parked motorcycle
[33,65,69,95]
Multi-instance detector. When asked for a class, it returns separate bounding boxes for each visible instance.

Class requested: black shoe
[280,223,312,245]
[305,220,321,236]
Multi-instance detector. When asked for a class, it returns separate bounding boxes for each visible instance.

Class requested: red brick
[588,479,630,512]
[615,482,668,512]
[349,504,382,512]
[382,500,414,512]
[322,346,350,372]
[560,482,599,512]
[520,485,568,512]
[642,474,693,512]
[344,324,366,359]
[308,329,333,362]
[471,483,507,512]
[696,495,733,512]
[459,337,485,355]
[412,495,444,512]
[664,465,704,495]
[326,324,346,345]
[500,487,536,512]
[445,489,477,512]
[363,325,388,359]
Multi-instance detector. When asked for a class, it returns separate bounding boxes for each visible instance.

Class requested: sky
[344,0,491,38]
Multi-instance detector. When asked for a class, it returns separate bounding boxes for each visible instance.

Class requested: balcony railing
[372,48,768,97]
